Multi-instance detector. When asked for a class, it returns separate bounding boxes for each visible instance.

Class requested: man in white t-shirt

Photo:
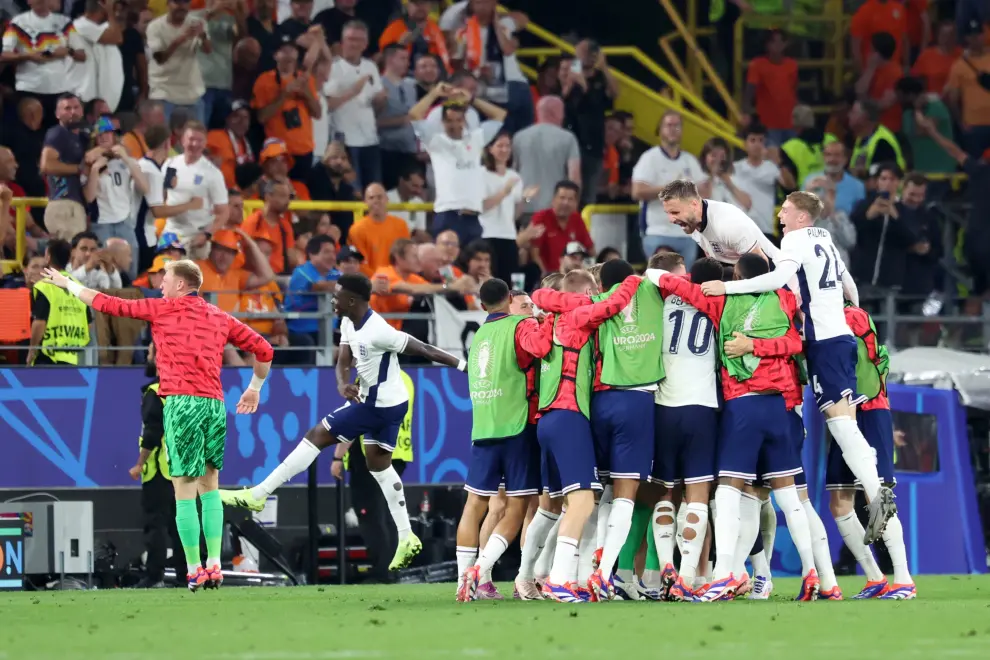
[161,121,229,259]
[733,123,794,240]
[631,111,710,266]
[83,118,149,279]
[146,0,210,124]
[387,165,430,241]
[409,81,506,247]
[324,19,386,189]
[71,0,124,111]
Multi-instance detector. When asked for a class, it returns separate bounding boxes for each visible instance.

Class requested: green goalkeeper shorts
[162,395,227,478]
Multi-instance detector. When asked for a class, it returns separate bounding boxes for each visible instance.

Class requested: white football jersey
[95,159,137,224]
[691,199,781,264]
[340,310,411,408]
[777,226,853,341]
[655,293,718,408]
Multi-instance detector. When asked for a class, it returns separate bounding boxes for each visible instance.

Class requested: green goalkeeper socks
[175,498,202,574]
[618,503,651,571]
[199,489,223,566]
[645,509,660,572]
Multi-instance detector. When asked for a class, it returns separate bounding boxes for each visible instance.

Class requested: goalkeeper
[42,260,274,592]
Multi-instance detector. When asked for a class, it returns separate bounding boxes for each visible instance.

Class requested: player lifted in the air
[701,191,898,546]
[221,274,466,571]
[41,260,274,591]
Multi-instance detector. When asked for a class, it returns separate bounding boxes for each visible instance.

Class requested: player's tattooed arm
[336,343,361,403]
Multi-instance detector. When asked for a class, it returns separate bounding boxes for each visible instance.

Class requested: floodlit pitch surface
[1,576,989,659]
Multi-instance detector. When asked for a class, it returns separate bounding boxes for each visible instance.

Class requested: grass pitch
[2,576,990,659]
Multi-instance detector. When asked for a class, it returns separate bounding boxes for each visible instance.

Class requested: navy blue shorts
[537,409,602,495]
[465,425,541,497]
[540,443,563,498]
[758,407,807,488]
[826,407,896,491]
[591,390,655,481]
[322,401,408,452]
[651,404,718,488]
[718,395,800,482]
[806,335,863,411]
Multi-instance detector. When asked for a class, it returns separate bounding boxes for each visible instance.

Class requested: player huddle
[455,181,915,603]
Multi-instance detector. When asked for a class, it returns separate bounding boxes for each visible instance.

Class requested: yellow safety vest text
[33,273,90,365]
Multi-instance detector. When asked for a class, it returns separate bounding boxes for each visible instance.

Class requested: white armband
[65,280,84,298]
[248,374,266,392]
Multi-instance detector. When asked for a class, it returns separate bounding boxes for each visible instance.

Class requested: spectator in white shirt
[71,0,124,112]
[700,137,752,214]
[83,117,149,278]
[325,19,386,189]
[631,110,710,265]
[387,164,430,242]
[733,123,796,241]
[1,0,86,126]
[146,0,211,124]
[377,44,419,189]
[69,229,122,289]
[409,81,507,247]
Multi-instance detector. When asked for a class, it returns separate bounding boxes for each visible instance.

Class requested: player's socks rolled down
[759,497,777,565]
[199,489,223,568]
[675,502,688,557]
[802,499,838,590]
[175,498,203,574]
[599,497,634,577]
[548,536,579,585]
[678,502,709,581]
[596,485,614,550]
[834,512,884,582]
[371,465,412,541]
[651,500,676,569]
[618,503,651,571]
[881,515,913,585]
[518,508,558,580]
[773,486,816,576]
[456,546,478,578]
[713,485,742,579]
[825,417,883,500]
[477,534,509,578]
[734,493,762,576]
[534,515,561,579]
[642,514,662,586]
[577,506,597,580]
[251,439,321,501]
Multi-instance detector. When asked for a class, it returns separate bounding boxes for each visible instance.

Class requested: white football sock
[518,508,558,580]
[675,501,688,557]
[882,514,912,585]
[760,497,776,565]
[476,533,508,582]
[835,511,884,582]
[251,439,321,501]
[826,416,882,501]
[803,499,837,590]
[734,493,762,577]
[599,497,633,578]
[678,502,708,582]
[577,505,597,580]
[371,465,411,541]
[534,514,561,580]
[774,486,815,576]
[596,485,613,550]
[456,546,478,579]
[712,485,741,579]
[651,500,676,569]
[749,550,771,580]
[548,536,579,585]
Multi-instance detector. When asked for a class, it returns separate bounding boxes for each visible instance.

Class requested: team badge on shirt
[194,175,203,185]
[358,343,369,359]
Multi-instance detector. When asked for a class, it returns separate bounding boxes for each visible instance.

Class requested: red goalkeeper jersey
[92,293,275,400]
[656,275,802,402]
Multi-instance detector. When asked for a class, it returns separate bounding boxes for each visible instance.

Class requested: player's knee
[306,424,334,450]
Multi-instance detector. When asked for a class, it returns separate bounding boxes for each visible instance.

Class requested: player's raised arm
[715,259,798,296]
[41,267,163,321]
[401,336,466,371]
[570,274,641,330]
[653,270,725,321]
[226,315,274,414]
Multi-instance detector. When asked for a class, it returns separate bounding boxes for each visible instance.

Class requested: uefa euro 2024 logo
[470,339,500,401]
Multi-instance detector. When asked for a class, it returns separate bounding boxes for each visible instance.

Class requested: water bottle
[419,491,431,516]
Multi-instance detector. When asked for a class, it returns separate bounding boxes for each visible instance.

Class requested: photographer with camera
[83,118,149,280]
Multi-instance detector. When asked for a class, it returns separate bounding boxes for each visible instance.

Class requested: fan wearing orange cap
[256,138,312,201]
[241,179,297,275]
[195,227,276,314]
[132,254,175,291]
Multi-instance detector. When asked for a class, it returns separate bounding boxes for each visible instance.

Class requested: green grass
[2,576,990,659]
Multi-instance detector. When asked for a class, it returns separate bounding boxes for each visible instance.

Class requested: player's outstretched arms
[572,274,641,329]
[402,336,467,371]
[530,288,590,314]
[717,260,798,296]
[41,267,162,320]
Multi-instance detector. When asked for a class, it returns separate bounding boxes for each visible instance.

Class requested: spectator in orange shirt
[121,100,167,158]
[258,138,311,200]
[196,228,276,313]
[912,20,962,93]
[206,100,255,190]
[371,238,475,332]
[241,179,296,274]
[851,0,909,70]
[239,234,289,359]
[251,34,322,182]
[347,183,412,277]
[378,0,451,73]
[904,0,931,58]
[856,32,904,132]
[946,19,990,158]
[743,29,799,147]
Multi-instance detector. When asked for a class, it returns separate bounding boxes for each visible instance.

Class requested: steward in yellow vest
[849,100,906,178]
[30,270,91,365]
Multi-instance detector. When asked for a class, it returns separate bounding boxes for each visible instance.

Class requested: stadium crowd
[0,0,987,365]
